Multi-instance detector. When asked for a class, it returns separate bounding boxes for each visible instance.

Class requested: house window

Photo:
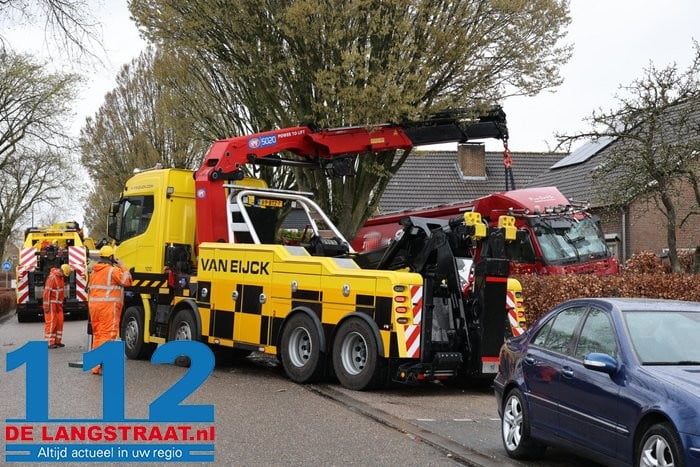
[605,233,621,260]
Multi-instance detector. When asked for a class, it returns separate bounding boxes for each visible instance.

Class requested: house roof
[529,98,700,206]
[525,143,613,206]
[378,150,564,213]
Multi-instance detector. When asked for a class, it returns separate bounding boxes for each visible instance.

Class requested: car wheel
[332,318,387,390]
[501,388,546,460]
[121,306,157,360]
[280,313,325,383]
[169,309,199,367]
[638,423,684,467]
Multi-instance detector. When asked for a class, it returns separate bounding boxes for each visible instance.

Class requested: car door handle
[524,355,536,365]
[562,366,574,378]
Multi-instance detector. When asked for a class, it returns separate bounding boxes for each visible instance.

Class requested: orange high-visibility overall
[43,267,65,346]
[88,263,132,374]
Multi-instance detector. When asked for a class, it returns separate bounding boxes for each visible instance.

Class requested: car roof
[567,297,700,312]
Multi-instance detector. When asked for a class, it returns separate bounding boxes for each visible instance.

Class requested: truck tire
[280,313,325,383]
[332,318,387,390]
[17,312,29,323]
[169,308,199,367]
[121,306,157,360]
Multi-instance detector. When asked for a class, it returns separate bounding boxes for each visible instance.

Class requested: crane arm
[196,106,507,182]
[194,106,507,244]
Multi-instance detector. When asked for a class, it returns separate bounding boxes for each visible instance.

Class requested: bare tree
[0,147,74,260]
[0,51,79,257]
[0,51,79,170]
[560,43,700,272]
[80,47,210,239]
[0,0,101,60]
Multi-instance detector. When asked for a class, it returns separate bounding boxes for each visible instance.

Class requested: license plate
[258,198,283,208]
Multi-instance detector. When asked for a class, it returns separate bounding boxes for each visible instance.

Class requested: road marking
[453,418,474,422]
[416,418,435,422]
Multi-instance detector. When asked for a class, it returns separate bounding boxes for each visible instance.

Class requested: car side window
[574,308,618,359]
[533,307,585,354]
[531,318,554,347]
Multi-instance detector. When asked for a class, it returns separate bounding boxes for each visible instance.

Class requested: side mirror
[107,200,121,241]
[583,352,618,375]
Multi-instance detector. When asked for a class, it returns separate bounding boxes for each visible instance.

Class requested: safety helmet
[99,245,115,258]
[60,264,72,276]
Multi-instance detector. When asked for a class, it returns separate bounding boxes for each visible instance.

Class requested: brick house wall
[627,179,699,256]
[592,173,699,262]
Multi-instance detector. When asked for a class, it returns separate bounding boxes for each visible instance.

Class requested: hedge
[517,251,700,324]
[0,289,14,316]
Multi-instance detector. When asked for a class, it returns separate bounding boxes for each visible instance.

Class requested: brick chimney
[457,143,486,177]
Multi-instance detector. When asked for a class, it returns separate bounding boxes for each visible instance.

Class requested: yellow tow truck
[109,109,527,389]
[16,221,90,322]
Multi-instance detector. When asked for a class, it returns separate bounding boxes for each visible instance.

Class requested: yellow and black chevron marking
[128,272,168,293]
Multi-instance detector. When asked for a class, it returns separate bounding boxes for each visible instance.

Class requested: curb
[307,384,519,467]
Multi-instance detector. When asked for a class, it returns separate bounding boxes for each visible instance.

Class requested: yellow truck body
[16,222,89,322]
[111,168,516,389]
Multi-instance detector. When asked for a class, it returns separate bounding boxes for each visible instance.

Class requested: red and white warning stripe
[506,289,524,336]
[68,246,88,302]
[19,247,37,273]
[16,274,29,304]
[68,246,86,273]
[404,285,423,358]
[16,248,38,304]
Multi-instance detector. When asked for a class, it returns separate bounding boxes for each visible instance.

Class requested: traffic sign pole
[2,261,11,288]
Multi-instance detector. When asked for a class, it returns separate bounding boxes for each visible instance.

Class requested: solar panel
[550,136,615,169]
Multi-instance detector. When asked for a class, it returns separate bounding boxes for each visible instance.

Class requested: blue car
[494,298,700,466]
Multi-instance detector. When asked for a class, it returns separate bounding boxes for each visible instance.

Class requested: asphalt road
[0,312,599,466]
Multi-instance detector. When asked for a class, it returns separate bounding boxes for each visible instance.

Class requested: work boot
[48,344,59,349]
[55,343,65,347]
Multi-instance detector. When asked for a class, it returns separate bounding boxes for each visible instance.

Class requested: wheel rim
[175,320,192,340]
[124,316,139,350]
[340,331,367,375]
[288,326,312,368]
[502,394,524,451]
[641,434,675,467]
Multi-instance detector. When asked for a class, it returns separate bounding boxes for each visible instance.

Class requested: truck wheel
[121,306,157,360]
[332,318,386,390]
[17,312,29,323]
[280,313,325,383]
[169,309,199,367]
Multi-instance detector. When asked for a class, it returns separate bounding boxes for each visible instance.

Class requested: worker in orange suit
[87,245,132,375]
[43,264,72,348]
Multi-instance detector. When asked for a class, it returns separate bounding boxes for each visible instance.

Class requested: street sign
[2,261,11,271]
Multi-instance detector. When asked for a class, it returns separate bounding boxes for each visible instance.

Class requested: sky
[6,1,699,150]
[3,0,700,224]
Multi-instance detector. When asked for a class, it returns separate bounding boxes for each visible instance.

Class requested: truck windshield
[533,217,610,265]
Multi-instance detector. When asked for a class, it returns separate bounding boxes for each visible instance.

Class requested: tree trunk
[694,246,700,274]
[659,192,682,273]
